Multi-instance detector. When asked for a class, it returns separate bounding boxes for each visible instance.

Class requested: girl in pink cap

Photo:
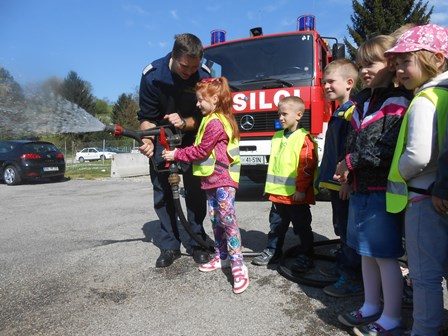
[385,24,448,336]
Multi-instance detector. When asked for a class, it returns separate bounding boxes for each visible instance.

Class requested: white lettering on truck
[233,89,301,112]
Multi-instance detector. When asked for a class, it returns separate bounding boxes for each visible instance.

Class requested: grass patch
[65,161,111,179]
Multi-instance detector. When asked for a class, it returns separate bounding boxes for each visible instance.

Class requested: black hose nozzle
[104,124,181,149]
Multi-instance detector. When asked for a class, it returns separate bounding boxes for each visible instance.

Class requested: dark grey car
[0,140,66,185]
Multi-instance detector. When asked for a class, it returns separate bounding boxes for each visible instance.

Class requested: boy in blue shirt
[317,59,363,297]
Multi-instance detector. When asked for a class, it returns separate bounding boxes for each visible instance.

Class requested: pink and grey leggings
[206,186,243,268]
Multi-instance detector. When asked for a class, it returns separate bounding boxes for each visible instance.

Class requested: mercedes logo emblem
[240,115,255,131]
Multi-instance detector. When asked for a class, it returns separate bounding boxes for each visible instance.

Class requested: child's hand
[162,149,176,161]
[334,160,350,184]
[432,195,448,216]
[292,191,306,202]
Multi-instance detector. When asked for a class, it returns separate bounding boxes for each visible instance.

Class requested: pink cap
[384,24,448,58]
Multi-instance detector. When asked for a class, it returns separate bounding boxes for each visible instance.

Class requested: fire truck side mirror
[332,43,346,60]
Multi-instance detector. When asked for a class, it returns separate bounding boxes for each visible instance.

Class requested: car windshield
[23,143,59,153]
[203,34,314,84]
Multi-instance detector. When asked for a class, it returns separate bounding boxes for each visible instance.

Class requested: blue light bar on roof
[211,29,226,44]
[297,15,315,31]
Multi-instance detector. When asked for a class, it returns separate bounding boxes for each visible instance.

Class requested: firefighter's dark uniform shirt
[137,52,210,169]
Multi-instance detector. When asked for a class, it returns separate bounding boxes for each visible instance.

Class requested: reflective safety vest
[192,112,241,182]
[386,87,448,213]
[265,128,317,196]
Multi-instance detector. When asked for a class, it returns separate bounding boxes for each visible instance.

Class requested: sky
[1,0,447,103]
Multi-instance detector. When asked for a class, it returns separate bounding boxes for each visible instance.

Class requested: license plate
[240,156,265,165]
[43,167,59,172]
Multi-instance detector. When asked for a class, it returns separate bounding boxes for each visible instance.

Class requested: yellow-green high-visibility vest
[192,112,241,183]
[265,128,318,196]
[386,87,448,213]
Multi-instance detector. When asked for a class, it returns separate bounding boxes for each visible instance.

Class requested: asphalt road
[0,176,444,336]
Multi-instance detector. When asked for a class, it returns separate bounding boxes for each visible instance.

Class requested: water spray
[104,123,214,253]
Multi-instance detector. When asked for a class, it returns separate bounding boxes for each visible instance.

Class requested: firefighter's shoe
[155,249,181,268]
[232,265,249,294]
[199,255,230,272]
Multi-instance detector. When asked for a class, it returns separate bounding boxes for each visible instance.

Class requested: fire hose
[104,123,342,287]
[104,123,214,253]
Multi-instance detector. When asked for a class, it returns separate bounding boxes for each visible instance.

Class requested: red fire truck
[203,15,345,183]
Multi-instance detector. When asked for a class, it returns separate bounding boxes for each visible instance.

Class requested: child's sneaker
[232,265,249,294]
[353,322,404,336]
[252,249,276,266]
[338,310,382,327]
[199,255,230,272]
[323,275,364,298]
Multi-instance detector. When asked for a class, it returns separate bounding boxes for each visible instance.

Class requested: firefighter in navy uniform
[137,33,211,268]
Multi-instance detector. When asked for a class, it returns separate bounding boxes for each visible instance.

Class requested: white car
[75,147,116,163]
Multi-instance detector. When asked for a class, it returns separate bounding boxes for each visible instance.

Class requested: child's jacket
[316,100,355,191]
[174,117,238,190]
[345,85,412,193]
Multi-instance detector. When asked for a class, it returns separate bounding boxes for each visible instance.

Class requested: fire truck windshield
[203,34,314,84]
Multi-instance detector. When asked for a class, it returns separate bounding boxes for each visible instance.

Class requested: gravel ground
[0,176,446,336]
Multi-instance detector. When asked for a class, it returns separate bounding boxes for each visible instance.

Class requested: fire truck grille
[235,110,311,133]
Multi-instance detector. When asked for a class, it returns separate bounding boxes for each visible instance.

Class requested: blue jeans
[406,198,448,336]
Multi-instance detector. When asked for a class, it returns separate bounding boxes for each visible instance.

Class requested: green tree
[112,93,139,130]
[344,0,433,59]
[58,71,96,115]
[95,99,113,124]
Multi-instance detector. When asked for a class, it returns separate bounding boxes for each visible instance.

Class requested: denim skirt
[347,191,404,258]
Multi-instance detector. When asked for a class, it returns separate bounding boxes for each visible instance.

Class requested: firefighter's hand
[139,138,154,158]
[339,184,351,201]
[164,113,185,129]
[162,149,176,161]
[292,191,306,202]
[432,195,448,216]
[334,160,350,184]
